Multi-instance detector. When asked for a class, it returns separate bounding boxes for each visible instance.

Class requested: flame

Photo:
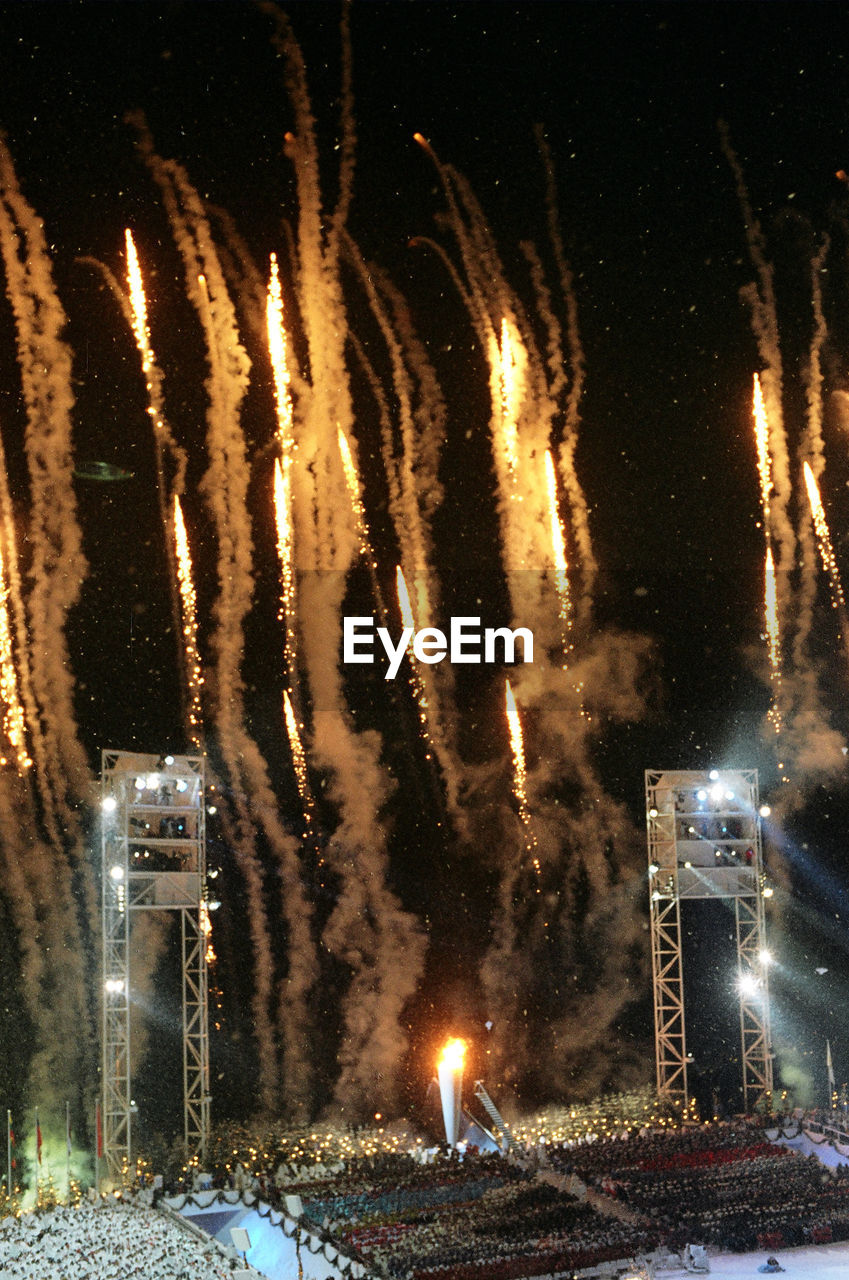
[173,497,204,750]
[505,679,539,874]
[804,461,847,612]
[439,1038,466,1070]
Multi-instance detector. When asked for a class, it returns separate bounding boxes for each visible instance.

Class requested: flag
[827,1039,836,1098]
[95,1100,103,1160]
[66,1101,72,1157]
[35,1107,42,1165]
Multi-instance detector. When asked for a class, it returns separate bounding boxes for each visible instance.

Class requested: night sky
[2,1,849,1140]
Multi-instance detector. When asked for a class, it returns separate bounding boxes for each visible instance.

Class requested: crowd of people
[547,1119,849,1252]
[279,1149,657,1280]
[0,1198,247,1279]
[8,1108,849,1278]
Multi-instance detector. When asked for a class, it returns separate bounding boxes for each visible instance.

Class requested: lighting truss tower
[645,769,773,1113]
[101,749,210,1183]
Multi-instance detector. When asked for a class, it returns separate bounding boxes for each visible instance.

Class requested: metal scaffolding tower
[101,750,210,1183]
[646,768,773,1113]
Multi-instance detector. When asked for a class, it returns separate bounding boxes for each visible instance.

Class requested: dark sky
[2,0,849,1120]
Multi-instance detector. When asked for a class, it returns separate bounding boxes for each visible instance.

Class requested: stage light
[109,865,124,881]
[102,795,117,813]
[104,978,125,994]
[649,863,659,874]
[709,770,719,781]
[207,805,217,815]
[684,861,692,869]
[649,807,658,817]
[134,777,145,791]
[759,804,771,817]
[146,773,159,789]
[725,789,735,800]
[697,789,707,802]
[762,886,774,898]
[759,948,773,966]
[710,783,724,802]
[175,779,188,793]
[737,972,759,998]
[164,755,175,766]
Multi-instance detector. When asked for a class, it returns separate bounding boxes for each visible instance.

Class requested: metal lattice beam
[101,750,209,1184]
[646,769,773,1114]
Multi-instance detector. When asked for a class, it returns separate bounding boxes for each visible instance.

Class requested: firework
[0,542,31,772]
[505,679,540,874]
[173,498,204,751]
[544,449,572,657]
[283,689,319,846]
[753,373,773,529]
[395,565,433,754]
[803,461,847,614]
[764,545,782,733]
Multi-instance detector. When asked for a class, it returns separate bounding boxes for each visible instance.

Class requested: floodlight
[102,795,117,813]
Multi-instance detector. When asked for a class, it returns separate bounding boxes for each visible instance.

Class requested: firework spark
[268,255,298,688]
[395,564,434,754]
[491,317,524,494]
[803,461,847,614]
[173,497,204,751]
[753,373,773,530]
[544,449,572,656]
[764,545,782,734]
[505,678,540,875]
[0,542,31,772]
[283,688,319,846]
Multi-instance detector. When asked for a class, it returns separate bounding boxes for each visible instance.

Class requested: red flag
[95,1100,103,1159]
[35,1108,42,1165]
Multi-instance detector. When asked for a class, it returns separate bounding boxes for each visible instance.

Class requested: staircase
[473,1080,517,1152]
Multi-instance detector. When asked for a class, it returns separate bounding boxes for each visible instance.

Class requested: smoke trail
[173,498,205,752]
[131,120,322,1115]
[0,138,94,1108]
[724,134,846,785]
[532,126,597,623]
[340,246,465,821]
[260,5,427,1116]
[0,138,91,825]
[410,136,651,1099]
[720,127,796,638]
